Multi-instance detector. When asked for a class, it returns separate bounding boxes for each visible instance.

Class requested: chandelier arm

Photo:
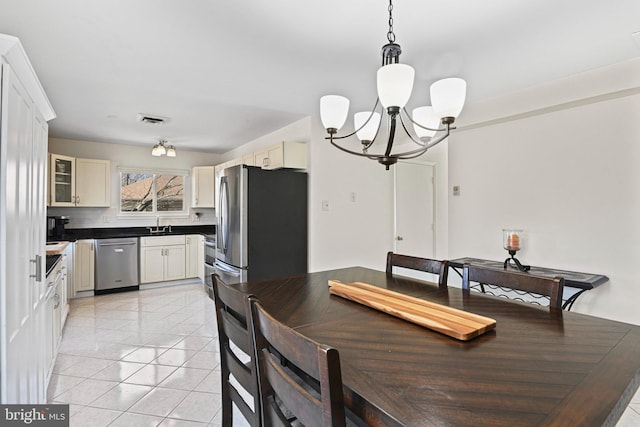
[398,113,428,147]
[329,135,382,160]
[392,129,451,158]
[401,107,447,133]
[397,150,430,160]
[394,131,449,159]
[326,99,381,141]
[422,122,452,151]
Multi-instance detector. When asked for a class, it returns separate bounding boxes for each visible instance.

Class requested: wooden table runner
[328,280,496,341]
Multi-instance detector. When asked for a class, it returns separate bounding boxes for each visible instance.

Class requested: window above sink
[119,168,188,216]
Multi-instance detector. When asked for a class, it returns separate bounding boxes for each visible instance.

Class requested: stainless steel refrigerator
[214,165,307,284]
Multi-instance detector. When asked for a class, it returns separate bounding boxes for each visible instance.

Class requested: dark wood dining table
[237,267,640,427]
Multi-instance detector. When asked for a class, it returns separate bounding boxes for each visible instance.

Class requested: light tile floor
[48,283,640,426]
[48,283,250,427]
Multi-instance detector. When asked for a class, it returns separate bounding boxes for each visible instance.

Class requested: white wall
[448,59,640,325]
[47,138,221,229]
[308,117,395,272]
[222,116,397,272]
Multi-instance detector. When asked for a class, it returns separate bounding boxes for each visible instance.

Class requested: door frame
[393,159,437,257]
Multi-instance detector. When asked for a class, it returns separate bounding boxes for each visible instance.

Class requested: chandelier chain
[387,0,395,43]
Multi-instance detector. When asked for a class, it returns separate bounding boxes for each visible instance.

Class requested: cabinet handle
[263,157,269,167]
[53,293,60,309]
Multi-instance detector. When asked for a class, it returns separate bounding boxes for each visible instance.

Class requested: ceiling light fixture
[151,139,176,157]
[319,0,467,170]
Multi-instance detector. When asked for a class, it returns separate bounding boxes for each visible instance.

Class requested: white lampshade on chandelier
[151,139,176,157]
[319,0,467,169]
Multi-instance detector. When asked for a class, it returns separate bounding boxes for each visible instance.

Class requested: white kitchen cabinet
[61,242,73,322]
[49,155,110,207]
[76,158,110,206]
[0,35,55,404]
[52,280,63,352]
[140,235,186,283]
[75,239,95,292]
[164,245,187,281]
[50,153,75,206]
[186,234,204,279]
[254,141,307,170]
[43,259,64,379]
[140,246,165,283]
[242,153,256,166]
[192,166,215,208]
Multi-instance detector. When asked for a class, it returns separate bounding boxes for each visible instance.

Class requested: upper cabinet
[50,154,75,206]
[49,154,110,207]
[253,141,306,170]
[192,166,215,208]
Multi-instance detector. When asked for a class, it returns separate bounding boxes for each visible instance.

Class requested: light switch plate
[453,185,461,196]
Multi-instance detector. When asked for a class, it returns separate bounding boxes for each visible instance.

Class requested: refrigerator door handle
[214,260,241,277]
[216,176,225,252]
[221,177,230,254]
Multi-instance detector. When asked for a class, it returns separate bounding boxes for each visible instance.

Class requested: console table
[449,257,609,310]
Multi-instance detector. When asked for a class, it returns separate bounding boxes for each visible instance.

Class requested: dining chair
[386,251,449,288]
[212,274,261,427]
[248,296,347,427]
[462,264,565,310]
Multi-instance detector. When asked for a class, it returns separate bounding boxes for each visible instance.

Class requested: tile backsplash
[47,206,216,229]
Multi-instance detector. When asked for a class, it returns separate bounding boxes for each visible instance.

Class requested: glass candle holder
[503,229,530,272]
[503,229,522,252]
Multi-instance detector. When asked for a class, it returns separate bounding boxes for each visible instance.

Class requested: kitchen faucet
[148,215,166,234]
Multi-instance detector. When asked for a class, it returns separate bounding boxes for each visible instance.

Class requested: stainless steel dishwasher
[95,237,139,293]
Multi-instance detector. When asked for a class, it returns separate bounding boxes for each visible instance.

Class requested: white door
[1,64,44,403]
[393,160,435,258]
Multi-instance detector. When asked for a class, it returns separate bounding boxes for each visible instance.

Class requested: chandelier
[319,0,467,170]
[151,139,176,157]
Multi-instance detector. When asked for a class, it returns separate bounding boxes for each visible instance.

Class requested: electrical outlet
[321,200,330,211]
[453,185,461,196]
[349,192,356,202]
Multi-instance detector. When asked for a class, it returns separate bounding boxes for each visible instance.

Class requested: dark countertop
[46,254,62,277]
[48,224,215,242]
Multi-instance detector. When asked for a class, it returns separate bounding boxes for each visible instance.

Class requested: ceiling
[1,0,638,154]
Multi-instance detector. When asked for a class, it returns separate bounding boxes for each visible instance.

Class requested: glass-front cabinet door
[49,153,76,206]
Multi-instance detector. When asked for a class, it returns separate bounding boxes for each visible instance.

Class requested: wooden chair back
[249,297,346,427]
[212,274,261,427]
[386,251,449,288]
[462,265,564,310]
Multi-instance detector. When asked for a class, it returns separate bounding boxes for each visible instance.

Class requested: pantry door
[393,160,435,259]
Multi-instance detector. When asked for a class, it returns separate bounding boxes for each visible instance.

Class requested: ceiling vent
[137,113,170,125]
